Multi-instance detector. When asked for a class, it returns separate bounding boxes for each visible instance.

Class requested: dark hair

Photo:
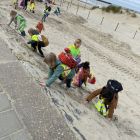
[83,61,90,69]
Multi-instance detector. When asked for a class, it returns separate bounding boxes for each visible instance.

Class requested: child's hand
[40,81,46,87]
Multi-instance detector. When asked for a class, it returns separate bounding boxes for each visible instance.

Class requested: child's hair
[28,28,34,35]
[74,39,82,45]
[83,61,90,69]
[44,53,57,64]
[10,10,17,17]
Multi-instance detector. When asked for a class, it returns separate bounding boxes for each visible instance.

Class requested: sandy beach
[0,0,140,139]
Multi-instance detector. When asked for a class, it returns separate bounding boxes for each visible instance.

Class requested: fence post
[70,0,72,7]
[66,2,70,11]
[114,23,119,31]
[60,0,63,7]
[133,30,137,39]
[84,0,87,9]
[76,4,80,15]
[87,10,91,20]
[100,17,104,25]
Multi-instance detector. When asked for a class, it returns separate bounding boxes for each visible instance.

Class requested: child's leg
[44,13,49,21]
[31,41,37,50]
[78,79,84,87]
[66,79,72,88]
[38,42,45,57]
[42,14,46,22]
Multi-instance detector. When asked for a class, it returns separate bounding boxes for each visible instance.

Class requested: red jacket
[36,22,44,33]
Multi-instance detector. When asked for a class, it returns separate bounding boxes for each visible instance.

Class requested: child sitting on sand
[8,10,26,36]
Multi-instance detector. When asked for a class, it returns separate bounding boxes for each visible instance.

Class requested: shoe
[21,31,26,37]
[40,54,45,58]
[33,49,37,52]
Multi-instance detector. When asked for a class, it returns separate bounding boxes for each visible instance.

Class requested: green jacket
[68,44,80,59]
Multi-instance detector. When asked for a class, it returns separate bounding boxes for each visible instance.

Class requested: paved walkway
[0,39,77,140]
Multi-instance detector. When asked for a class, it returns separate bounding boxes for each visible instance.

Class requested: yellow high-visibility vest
[31,35,38,41]
[61,64,71,78]
[68,45,80,58]
[95,99,108,116]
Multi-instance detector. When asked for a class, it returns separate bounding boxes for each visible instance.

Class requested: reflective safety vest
[31,35,38,41]
[61,64,71,78]
[68,45,80,58]
[95,99,108,117]
[29,2,35,10]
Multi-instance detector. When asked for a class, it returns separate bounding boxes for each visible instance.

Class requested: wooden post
[70,0,72,7]
[114,23,119,31]
[66,2,70,11]
[87,10,91,20]
[133,30,138,39]
[60,0,63,6]
[76,4,80,15]
[84,0,87,9]
[100,17,104,25]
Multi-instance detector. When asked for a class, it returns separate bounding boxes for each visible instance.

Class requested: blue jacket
[46,60,75,87]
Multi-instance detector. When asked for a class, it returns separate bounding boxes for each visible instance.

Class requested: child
[36,20,45,33]
[29,0,35,13]
[27,28,46,57]
[42,4,52,22]
[13,0,18,9]
[73,62,92,87]
[8,10,26,36]
[19,0,24,8]
[85,80,123,120]
[24,0,29,10]
[65,39,82,64]
[54,7,61,16]
[41,53,75,88]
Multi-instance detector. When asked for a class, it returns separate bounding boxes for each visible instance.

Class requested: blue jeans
[42,13,49,22]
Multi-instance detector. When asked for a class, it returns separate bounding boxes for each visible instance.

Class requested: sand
[0,0,140,139]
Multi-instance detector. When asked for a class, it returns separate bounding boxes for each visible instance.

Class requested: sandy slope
[0,0,140,140]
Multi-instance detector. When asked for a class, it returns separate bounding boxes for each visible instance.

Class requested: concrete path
[0,39,77,140]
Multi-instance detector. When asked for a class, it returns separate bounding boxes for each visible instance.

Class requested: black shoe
[40,54,45,58]
[21,31,26,37]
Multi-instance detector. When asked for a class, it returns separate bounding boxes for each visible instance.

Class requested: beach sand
[0,0,140,139]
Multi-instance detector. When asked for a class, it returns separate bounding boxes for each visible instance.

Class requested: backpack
[100,80,123,102]
[107,80,123,93]
[41,35,49,47]
[58,52,78,69]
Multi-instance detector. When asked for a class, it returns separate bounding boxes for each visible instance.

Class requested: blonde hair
[74,39,82,45]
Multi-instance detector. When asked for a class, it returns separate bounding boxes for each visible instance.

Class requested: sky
[88,0,140,13]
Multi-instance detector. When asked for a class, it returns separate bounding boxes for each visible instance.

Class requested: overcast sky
[103,0,140,12]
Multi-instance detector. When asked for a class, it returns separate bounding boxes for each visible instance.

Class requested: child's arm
[46,65,64,87]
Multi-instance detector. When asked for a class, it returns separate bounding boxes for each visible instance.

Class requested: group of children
[8,1,123,120]
[41,39,95,89]
[13,0,35,12]
[13,0,61,22]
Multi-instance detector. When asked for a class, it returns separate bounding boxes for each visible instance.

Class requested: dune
[0,0,140,139]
